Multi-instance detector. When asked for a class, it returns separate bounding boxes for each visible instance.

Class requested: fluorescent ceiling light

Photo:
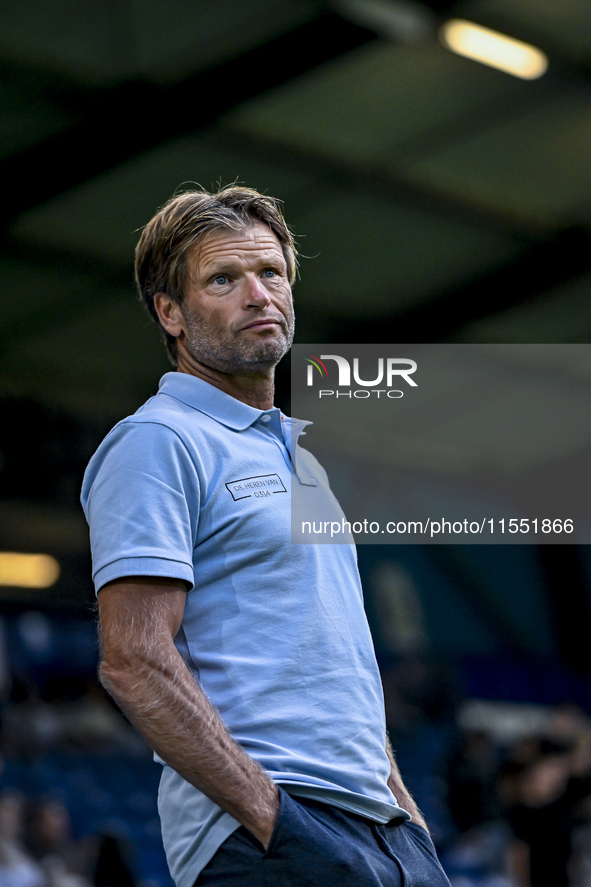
[0,552,60,588]
[440,19,548,80]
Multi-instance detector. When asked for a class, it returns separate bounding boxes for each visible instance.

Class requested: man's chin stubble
[185,332,291,376]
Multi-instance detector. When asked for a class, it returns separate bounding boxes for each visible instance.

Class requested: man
[81,185,451,887]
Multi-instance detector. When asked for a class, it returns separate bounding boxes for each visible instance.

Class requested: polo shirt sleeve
[82,420,199,592]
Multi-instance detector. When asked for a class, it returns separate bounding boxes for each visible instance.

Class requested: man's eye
[262,269,276,278]
[214,275,228,285]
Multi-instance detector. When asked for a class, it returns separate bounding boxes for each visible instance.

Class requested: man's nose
[244,275,271,307]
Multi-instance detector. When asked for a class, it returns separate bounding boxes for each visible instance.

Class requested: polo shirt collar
[158,371,277,431]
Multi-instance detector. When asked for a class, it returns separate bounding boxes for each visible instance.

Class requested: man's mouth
[241,318,282,331]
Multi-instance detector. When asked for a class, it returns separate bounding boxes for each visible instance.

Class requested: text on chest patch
[225,473,287,501]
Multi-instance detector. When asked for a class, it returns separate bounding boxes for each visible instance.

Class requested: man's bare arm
[98,577,279,847]
[386,734,429,833]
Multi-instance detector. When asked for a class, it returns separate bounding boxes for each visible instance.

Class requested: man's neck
[176,356,275,411]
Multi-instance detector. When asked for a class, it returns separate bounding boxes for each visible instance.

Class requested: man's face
[177,222,294,375]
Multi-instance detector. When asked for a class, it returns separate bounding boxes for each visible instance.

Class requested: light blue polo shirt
[81,372,409,887]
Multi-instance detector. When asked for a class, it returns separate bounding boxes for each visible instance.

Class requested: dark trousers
[196,788,452,886]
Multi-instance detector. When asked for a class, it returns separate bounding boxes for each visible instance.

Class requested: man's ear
[153,293,185,338]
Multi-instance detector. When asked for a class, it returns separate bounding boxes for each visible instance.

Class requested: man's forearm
[386,736,429,832]
[99,583,279,847]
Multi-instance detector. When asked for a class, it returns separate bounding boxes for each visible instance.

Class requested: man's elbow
[99,648,138,703]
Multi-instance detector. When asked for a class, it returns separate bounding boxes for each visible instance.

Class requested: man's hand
[98,577,279,847]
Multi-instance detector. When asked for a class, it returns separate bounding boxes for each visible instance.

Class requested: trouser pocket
[262,789,398,887]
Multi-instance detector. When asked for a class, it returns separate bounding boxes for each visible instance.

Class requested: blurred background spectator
[0,789,45,887]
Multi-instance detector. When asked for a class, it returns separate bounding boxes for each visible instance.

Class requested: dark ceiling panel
[404,83,591,228]
[223,39,524,169]
[0,77,75,160]
[461,272,591,343]
[293,226,591,342]
[0,0,320,85]
[0,11,377,227]
[9,130,328,265]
